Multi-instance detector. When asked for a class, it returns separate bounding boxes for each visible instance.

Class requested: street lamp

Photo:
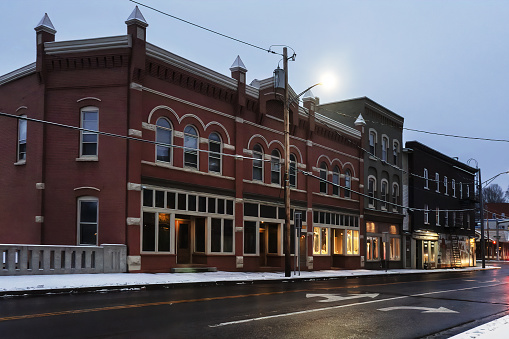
[274,47,323,277]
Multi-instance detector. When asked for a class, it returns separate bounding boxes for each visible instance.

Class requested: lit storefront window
[390,237,400,260]
[367,236,380,261]
[347,230,359,255]
[333,229,344,254]
[313,227,329,255]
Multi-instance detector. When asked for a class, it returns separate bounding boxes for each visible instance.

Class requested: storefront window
[313,227,329,255]
[244,221,257,254]
[390,237,400,260]
[367,236,380,261]
[347,230,359,255]
[333,229,344,254]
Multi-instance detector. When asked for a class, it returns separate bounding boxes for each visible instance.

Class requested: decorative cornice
[44,35,131,55]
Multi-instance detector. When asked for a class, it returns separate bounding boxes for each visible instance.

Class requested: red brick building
[0,8,364,273]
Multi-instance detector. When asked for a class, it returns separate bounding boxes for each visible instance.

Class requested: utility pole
[479,168,485,268]
[283,47,291,277]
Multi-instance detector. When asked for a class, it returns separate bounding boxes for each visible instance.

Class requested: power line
[129,0,281,56]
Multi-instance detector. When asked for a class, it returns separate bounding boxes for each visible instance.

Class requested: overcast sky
[1,0,508,190]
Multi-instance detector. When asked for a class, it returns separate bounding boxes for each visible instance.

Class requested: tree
[483,184,507,203]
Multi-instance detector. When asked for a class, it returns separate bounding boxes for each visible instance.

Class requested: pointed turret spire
[126,6,148,28]
[230,55,247,73]
[355,113,366,126]
[302,89,315,100]
[34,13,56,34]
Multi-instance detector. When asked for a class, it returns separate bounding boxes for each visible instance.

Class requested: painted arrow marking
[306,293,379,302]
[378,306,458,313]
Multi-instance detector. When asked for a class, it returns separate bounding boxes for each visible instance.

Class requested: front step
[170,267,217,273]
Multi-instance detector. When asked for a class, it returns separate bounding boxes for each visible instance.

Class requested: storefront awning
[412,230,439,241]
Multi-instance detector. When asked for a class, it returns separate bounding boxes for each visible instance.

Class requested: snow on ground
[0,266,496,293]
[449,315,509,339]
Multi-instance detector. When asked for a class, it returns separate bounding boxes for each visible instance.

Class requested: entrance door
[421,240,436,269]
[259,225,266,266]
[176,219,191,264]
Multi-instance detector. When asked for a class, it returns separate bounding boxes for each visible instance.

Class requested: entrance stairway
[451,236,462,268]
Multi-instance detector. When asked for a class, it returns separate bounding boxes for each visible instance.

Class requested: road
[1,264,508,338]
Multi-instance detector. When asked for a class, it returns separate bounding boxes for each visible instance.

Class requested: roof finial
[35,13,56,34]
[230,55,247,73]
[126,6,148,27]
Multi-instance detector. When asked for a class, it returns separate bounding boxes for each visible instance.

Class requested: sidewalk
[0,265,498,297]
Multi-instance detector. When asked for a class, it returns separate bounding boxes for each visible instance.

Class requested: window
[346,230,359,255]
[244,221,257,254]
[184,125,198,168]
[459,182,463,199]
[345,170,352,198]
[78,197,98,245]
[142,212,172,252]
[452,179,456,197]
[313,227,329,254]
[319,162,328,194]
[466,184,470,198]
[381,136,388,161]
[156,117,172,163]
[444,176,448,195]
[368,177,376,208]
[270,149,281,185]
[367,236,380,261]
[435,173,440,192]
[424,168,429,189]
[467,214,471,229]
[445,211,449,227]
[436,207,440,225]
[424,204,429,224]
[208,132,221,173]
[211,218,233,253]
[253,144,263,181]
[333,229,344,254]
[332,166,340,196]
[369,131,376,156]
[393,141,399,166]
[80,107,98,157]
[390,238,400,260]
[289,154,297,188]
[453,211,457,226]
[17,115,27,162]
[392,183,400,212]
[381,180,388,210]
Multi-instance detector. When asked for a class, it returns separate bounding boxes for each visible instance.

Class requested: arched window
[381,180,388,210]
[369,131,377,156]
[78,196,98,245]
[270,149,281,185]
[393,141,400,166]
[18,115,27,162]
[345,169,352,198]
[289,154,297,188]
[80,107,98,157]
[320,162,328,194]
[156,117,172,163]
[208,132,221,173]
[368,176,376,208]
[253,144,263,181]
[332,166,340,196]
[392,183,400,212]
[184,125,198,168]
[381,136,389,162]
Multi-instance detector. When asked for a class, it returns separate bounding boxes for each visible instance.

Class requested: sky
[1,0,508,191]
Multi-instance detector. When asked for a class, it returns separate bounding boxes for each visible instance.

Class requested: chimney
[34,13,56,81]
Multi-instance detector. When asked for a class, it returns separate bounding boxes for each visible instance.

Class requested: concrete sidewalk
[0,265,498,297]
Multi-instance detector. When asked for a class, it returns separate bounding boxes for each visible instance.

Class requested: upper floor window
[424,204,429,224]
[435,173,440,192]
[17,115,27,162]
[289,154,297,188]
[319,162,328,194]
[392,183,400,212]
[345,169,352,198]
[253,144,263,181]
[381,136,388,162]
[184,125,198,168]
[208,132,221,173]
[444,176,448,195]
[381,180,388,210]
[369,131,376,156]
[424,168,429,189]
[368,177,376,208]
[78,196,98,245]
[270,149,281,185]
[459,182,463,199]
[466,184,470,198]
[80,107,98,157]
[436,207,440,225]
[452,179,456,197]
[393,141,399,166]
[332,166,340,196]
[156,117,172,163]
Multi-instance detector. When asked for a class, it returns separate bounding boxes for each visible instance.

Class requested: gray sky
[2,0,508,190]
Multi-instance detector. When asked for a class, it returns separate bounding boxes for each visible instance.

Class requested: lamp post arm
[287,83,322,107]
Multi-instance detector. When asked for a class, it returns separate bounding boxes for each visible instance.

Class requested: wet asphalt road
[1,264,508,338]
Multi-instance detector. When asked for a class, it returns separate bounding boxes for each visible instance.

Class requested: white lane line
[209,282,506,328]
